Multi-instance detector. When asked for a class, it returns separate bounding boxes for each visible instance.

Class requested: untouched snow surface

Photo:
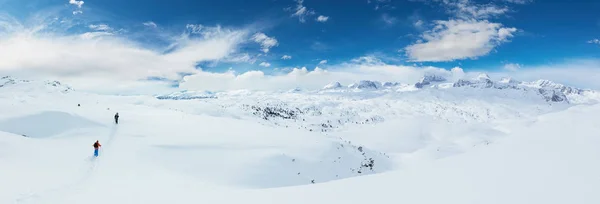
[1,76,599,204]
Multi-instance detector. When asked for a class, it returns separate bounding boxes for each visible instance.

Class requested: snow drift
[0,111,103,138]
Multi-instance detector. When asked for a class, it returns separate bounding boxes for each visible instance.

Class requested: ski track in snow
[14,125,119,204]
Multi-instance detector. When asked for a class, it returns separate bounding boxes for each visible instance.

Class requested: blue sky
[0,0,599,93]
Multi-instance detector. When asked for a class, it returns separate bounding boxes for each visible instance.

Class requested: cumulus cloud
[69,0,84,8]
[252,32,278,53]
[259,62,271,67]
[404,0,519,62]
[588,39,600,45]
[143,21,158,28]
[503,63,521,71]
[316,15,329,22]
[69,0,84,14]
[404,19,517,62]
[281,55,292,60]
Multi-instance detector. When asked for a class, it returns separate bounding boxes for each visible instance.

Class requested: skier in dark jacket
[114,112,119,124]
[93,140,101,157]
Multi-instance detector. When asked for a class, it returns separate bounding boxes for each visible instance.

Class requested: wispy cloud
[252,32,278,53]
[319,60,327,64]
[414,20,424,28]
[368,0,394,10]
[143,21,158,28]
[287,0,328,23]
[311,41,330,51]
[503,63,521,71]
[588,39,600,45]
[441,0,509,20]
[89,24,112,31]
[503,0,533,4]
[289,0,315,23]
[316,15,329,22]
[282,55,292,60]
[381,13,397,25]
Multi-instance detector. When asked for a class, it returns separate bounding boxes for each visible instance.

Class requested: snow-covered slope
[1,75,599,204]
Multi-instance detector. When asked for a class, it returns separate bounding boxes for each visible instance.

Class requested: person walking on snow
[93,140,101,157]
[114,112,119,124]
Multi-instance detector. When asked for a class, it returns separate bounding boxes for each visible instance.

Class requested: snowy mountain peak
[476,73,491,81]
[1,76,26,87]
[0,76,73,93]
[323,82,343,89]
[415,74,447,88]
[383,82,401,87]
[348,80,382,89]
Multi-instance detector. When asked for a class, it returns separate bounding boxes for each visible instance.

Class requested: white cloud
[0,14,248,94]
[252,32,278,53]
[414,20,424,28]
[441,0,509,20]
[259,62,271,67]
[185,24,204,33]
[588,39,600,45]
[319,60,327,64]
[69,0,84,8]
[368,0,394,10]
[88,24,112,31]
[503,63,521,71]
[404,19,517,62]
[143,21,158,28]
[179,57,600,92]
[289,0,316,23]
[222,53,257,64]
[79,31,114,40]
[316,15,329,22]
[69,0,84,15]
[503,0,533,4]
[381,14,397,25]
[282,55,292,60]
[179,57,465,91]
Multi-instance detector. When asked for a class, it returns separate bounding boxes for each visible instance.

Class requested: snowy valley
[1,74,600,204]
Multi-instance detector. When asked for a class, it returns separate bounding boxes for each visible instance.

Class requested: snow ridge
[155,90,216,100]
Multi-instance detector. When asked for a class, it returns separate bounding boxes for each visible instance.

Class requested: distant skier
[93,140,101,157]
[114,112,119,124]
